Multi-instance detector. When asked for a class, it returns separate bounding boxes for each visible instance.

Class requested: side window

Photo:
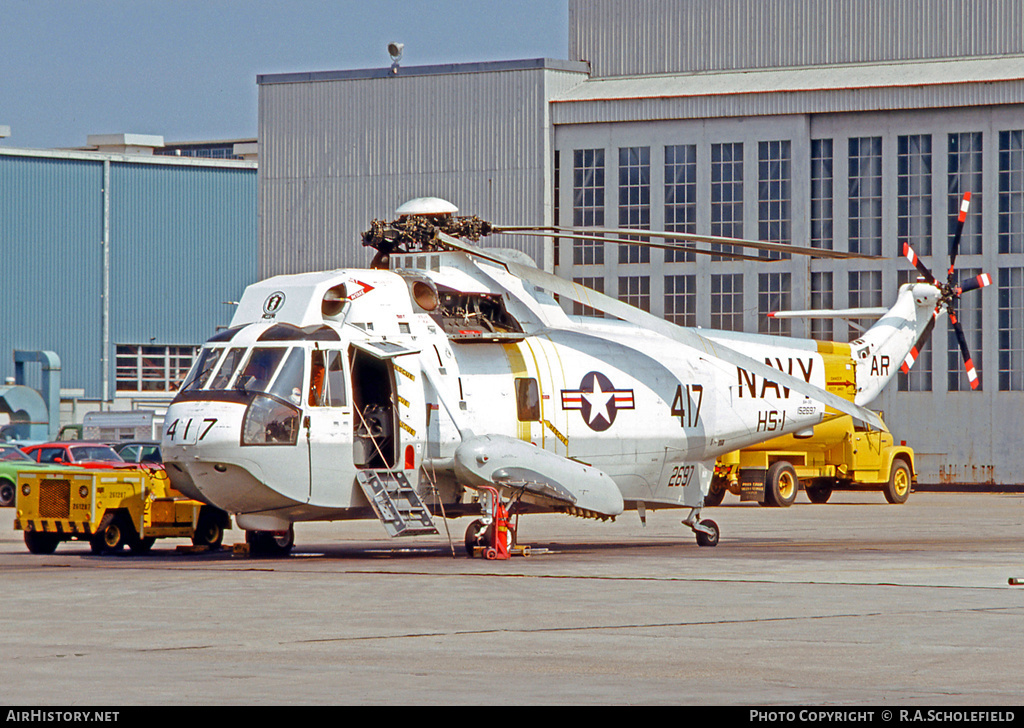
[515,377,540,422]
[38,448,63,463]
[309,350,347,407]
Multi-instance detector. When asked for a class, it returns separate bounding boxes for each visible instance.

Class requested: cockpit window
[181,347,223,391]
[209,348,247,390]
[235,348,286,394]
[267,348,305,405]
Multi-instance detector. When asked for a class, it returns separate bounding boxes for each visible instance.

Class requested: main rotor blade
[508,230,767,262]
[496,226,878,261]
[902,242,936,284]
[948,192,972,276]
[949,312,981,390]
[439,232,885,431]
[956,271,992,295]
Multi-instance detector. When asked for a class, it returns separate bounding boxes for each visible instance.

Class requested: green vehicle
[0,444,64,507]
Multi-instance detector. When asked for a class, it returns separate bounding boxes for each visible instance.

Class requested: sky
[0,0,569,149]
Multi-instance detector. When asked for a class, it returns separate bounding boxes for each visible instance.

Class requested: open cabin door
[349,340,437,537]
[349,340,424,473]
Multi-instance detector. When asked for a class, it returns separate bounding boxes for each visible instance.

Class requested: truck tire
[884,459,912,504]
[24,531,60,554]
[764,461,799,507]
[704,476,727,507]
[90,513,133,555]
[0,478,15,507]
[193,507,226,548]
[805,480,833,504]
[129,537,156,554]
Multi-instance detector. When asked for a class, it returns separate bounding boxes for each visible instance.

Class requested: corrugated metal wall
[0,154,104,394]
[258,62,589,277]
[569,0,1024,77]
[110,163,256,342]
[0,151,256,398]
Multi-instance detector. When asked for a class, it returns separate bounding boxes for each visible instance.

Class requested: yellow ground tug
[14,465,230,554]
[708,413,916,507]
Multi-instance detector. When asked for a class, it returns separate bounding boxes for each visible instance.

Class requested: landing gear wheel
[24,531,60,554]
[884,460,912,504]
[695,519,720,548]
[765,461,799,507]
[464,519,492,557]
[246,526,294,556]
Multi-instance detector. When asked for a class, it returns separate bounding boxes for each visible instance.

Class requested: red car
[21,442,126,466]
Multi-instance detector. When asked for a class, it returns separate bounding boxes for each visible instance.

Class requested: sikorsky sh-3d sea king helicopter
[161,195,988,555]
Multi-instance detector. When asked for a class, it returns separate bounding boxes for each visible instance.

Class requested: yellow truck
[708,413,915,507]
[14,465,230,554]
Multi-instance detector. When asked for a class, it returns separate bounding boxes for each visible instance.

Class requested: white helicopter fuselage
[162,250,938,533]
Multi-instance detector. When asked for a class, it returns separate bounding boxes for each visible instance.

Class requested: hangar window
[758,140,791,259]
[664,274,696,327]
[849,136,883,256]
[758,273,791,336]
[711,273,744,332]
[115,345,198,393]
[664,144,697,262]
[618,146,650,264]
[573,148,605,265]
[898,134,933,256]
[809,272,834,342]
[998,267,1024,391]
[848,271,882,343]
[711,142,743,260]
[618,275,650,312]
[948,132,983,256]
[998,130,1024,255]
[810,139,834,251]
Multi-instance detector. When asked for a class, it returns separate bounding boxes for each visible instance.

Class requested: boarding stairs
[356,470,439,538]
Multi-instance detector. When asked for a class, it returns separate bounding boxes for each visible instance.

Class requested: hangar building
[0,135,257,427]
[263,0,1024,485]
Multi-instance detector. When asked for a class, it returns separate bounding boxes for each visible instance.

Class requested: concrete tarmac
[1,490,1022,706]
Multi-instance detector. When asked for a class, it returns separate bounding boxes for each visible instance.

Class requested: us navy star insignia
[560,371,635,432]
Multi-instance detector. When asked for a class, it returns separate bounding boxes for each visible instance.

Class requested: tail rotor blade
[948,191,971,276]
[950,312,980,390]
[900,310,937,374]
[956,271,992,296]
[903,242,935,283]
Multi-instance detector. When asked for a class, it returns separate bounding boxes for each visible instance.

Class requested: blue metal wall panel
[0,152,256,399]
[0,155,103,395]
[110,163,257,346]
